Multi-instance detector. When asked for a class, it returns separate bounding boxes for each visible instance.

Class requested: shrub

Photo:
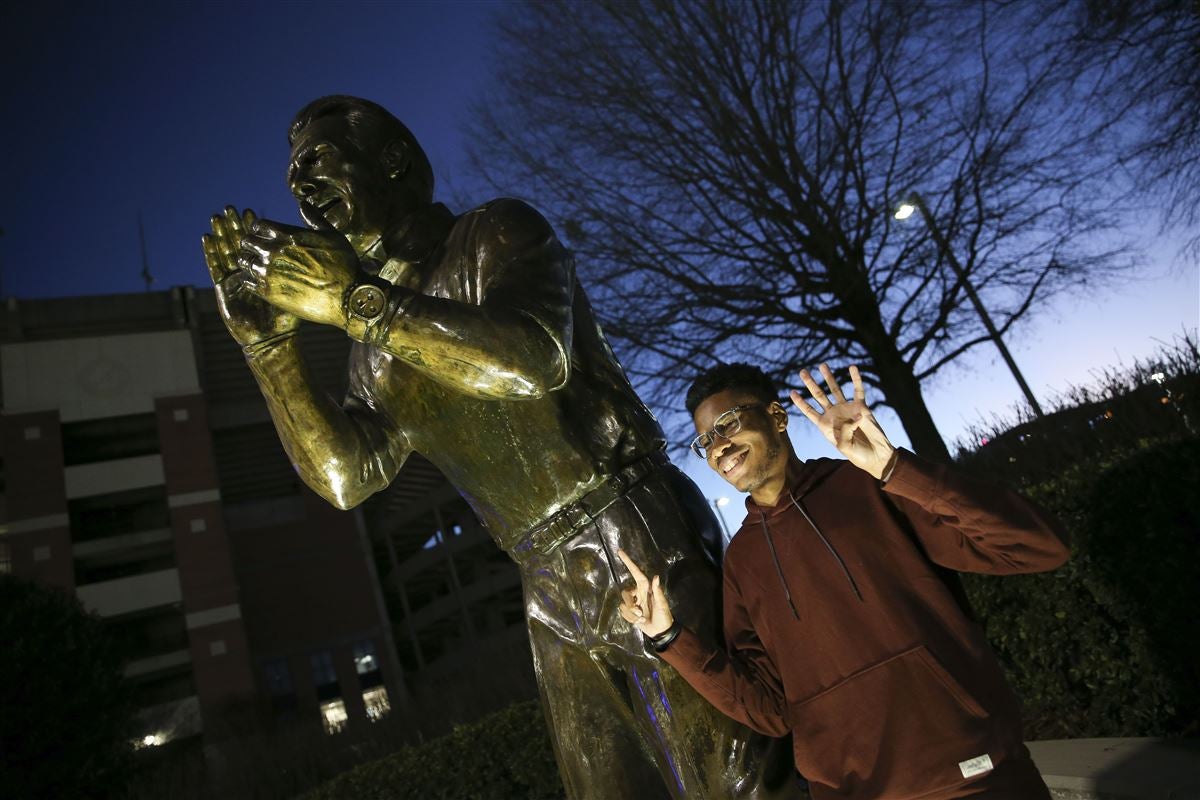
[302,700,563,800]
[951,333,1199,738]
[0,575,136,798]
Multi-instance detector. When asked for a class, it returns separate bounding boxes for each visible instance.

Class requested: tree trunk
[876,358,951,462]
[848,307,951,461]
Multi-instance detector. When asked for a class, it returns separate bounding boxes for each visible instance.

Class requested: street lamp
[896,192,1045,418]
[712,496,733,546]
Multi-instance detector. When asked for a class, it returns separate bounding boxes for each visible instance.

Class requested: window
[68,485,170,543]
[319,698,348,735]
[263,658,297,715]
[310,650,340,701]
[61,412,159,466]
[361,687,391,722]
[353,639,384,689]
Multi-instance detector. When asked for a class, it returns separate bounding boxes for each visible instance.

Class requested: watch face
[349,284,387,320]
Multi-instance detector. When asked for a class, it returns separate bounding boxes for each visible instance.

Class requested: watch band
[344,273,392,343]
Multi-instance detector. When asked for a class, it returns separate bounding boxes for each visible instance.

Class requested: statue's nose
[291,179,317,198]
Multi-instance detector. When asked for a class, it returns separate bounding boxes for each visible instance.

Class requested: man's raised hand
[616,549,674,638]
[791,363,896,480]
[202,206,300,350]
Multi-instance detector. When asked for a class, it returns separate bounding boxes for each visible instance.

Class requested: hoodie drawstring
[789,492,865,602]
[758,511,801,619]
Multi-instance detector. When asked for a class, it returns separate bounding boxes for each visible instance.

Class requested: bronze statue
[202,96,796,799]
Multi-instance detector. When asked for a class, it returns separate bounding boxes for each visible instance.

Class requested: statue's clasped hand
[237,212,362,331]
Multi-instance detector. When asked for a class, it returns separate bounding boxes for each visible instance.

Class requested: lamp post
[895,193,1045,418]
[712,497,733,547]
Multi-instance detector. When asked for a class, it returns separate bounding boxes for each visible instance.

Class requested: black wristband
[645,621,682,653]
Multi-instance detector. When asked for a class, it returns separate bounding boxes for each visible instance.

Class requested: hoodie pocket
[790,645,993,799]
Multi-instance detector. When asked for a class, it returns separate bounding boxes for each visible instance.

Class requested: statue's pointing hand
[203,206,300,350]
[237,206,361,331]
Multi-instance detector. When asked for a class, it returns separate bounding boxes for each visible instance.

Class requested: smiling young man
[618,362,1069,799]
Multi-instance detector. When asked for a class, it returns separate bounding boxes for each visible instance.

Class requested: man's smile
[718,446,749,477]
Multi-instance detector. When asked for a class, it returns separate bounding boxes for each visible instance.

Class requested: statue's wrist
[343,271,393,343]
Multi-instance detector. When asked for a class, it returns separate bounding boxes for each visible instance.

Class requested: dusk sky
[3,1,1196,525]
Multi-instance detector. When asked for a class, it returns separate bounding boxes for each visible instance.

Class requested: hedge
[301,700,564,800]
[961,437,1199,738]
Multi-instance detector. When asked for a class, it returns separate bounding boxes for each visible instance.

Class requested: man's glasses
[690,403,766,459]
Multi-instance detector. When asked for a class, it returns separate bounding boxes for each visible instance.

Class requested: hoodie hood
[745,456,843,518]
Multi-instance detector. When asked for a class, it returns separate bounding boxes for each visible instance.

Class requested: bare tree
[466,0,1132,458]
[1066,0,1200,260]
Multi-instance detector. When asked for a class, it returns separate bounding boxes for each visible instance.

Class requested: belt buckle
[534,503,594,554]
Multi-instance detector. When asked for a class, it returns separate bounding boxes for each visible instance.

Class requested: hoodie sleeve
[658,570,791,737]
[882,448,1069,574]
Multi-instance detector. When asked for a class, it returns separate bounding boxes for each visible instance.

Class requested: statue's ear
[381,139,411,181]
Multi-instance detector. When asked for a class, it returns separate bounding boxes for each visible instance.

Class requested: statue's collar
[382,203,455,266]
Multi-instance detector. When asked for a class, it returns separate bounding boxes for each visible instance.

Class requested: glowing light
[894,203,916,220]
[320,699,348,735]
[1150,371,1166,383]
[140,734,163,748]
[362,687,391,721]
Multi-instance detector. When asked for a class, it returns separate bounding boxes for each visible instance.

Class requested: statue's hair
[685,362,781,416]
[289,95,434,200]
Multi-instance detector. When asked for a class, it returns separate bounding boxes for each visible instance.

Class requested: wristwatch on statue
[344,273,392,342]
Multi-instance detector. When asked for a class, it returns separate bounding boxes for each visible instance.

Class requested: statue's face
[288,116,403,251]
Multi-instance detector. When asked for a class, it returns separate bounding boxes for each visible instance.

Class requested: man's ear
[381,139,411,181]
[770,401,789,432]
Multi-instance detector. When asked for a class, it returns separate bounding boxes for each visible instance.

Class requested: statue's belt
[519,451,671,555]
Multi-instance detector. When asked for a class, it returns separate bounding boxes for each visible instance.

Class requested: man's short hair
[289,95,434,202]
[685,363,781,416]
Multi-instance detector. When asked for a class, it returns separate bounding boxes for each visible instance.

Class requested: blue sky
[3,0,1196,524]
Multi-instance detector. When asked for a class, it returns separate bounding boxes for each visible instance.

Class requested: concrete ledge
[1028,738,1200,800]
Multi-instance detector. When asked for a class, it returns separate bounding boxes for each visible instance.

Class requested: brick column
[155,395,256,739]
[0,411,73,589]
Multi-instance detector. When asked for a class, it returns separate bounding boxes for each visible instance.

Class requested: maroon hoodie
[660,449,1069,799]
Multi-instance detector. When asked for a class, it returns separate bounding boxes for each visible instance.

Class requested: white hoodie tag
[958,754,994,779]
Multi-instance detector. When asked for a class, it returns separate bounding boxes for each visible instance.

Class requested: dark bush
[961,437,1200,739]
[302,699,563,800]
[0,574,136,798]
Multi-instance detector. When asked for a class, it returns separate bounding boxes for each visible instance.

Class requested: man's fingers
[800,369,831,409]
[617,549,650,588]
[651,575,669,610]
[789,389,821,423]
[849,365,866,403]
[820,363,847,403]
[618,604,642,626]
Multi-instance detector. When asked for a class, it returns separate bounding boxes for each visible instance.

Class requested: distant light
[1150,371,1166,383]
[142,734,162,747]
[715,497,730,507]
[894,203,916,220]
